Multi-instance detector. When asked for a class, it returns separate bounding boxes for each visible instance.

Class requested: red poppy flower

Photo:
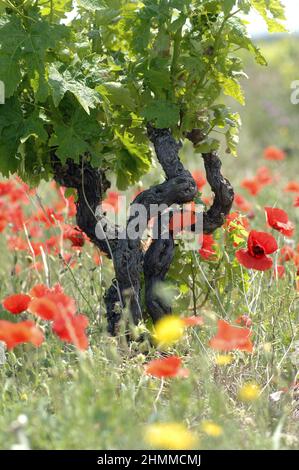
[63,225,86,248]
[0,181,14,197]
[13,264,22,276]
[29,284,48,298]
[294,256,299,270]
[30,241,46,257]
[2,294,31,314]
[256,166,273,185]
[29,261,43,272]
[51,283,64,295]
[236,315,252,328]
[294,197,299,207]
[236,230,278,271]
[169,210,197,235]
[265,207,295,237]
[273,265,285,279]
[182,316,204,327]
[145,356,189,378]
[55,187,68,212]
[224,212,250,232]
[10,177,31,203]
[264,146,286,161]
[234,194,252,212]
[199,234,217,260]
[280,245,295,263]
[0,320,44,350]
[52,313,89,350]
[9,205,25,232]
[34,207,64,228]
[0,211,8,232]
[28,297,58,321]
[27,223,43,239]
[192,170,206,190]
[58,189,76,218]
[103,191,120,213]
[29,289,76,321]
[28,283,89,350]
[30,283,65,298]
[284,181,299,193]
[7,236,28,252]
[29,283,75,315]
[67,195,77,217]
[210,319,253,353]
[240,178,261,196]
[202,196,212,206]
[45,235,60,253]
[61,253,74,266]
[93,250,102,266]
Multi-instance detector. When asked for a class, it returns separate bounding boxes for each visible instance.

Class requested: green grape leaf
[97,82,135,110]
[78,0,121,24]
[0,16,26,97]
[251,0,287,32]
[144,69,171,96]
[142,101,180,128]
[20,113,48,144]
[0,55,22,98]
[223,0,237,15]
[195,137,220,154]
[220,75,245,105]
[49,108,101,162]
[225,112,241,156]
[49,65,100,114]
[40,0,74,20]
[227,17,267,66]
[49,123,90,163]
[0,98,23,175]
[115,130,151,189]
[0,12,68,99]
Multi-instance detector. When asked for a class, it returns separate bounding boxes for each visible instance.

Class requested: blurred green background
[222,35,299,176]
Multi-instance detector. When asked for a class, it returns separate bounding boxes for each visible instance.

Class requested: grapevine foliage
[0,0,286,188]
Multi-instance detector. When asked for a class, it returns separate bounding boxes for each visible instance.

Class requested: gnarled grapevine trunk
[142,129,234,321]
[52,127,234,335]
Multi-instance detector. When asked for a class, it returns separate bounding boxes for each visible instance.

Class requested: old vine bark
[52,127,234,335]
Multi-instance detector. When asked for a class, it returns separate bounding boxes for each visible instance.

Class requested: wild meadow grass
[0,159,298,449]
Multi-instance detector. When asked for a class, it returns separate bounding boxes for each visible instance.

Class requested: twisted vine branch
[143,130,234,322]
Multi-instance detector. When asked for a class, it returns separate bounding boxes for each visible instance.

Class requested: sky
[247,0,299,36]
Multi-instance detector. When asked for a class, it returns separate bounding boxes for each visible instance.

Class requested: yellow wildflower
[201,420,223,437]
[238,382,261,402]
[215,354,233,366]
[144,422,197,450]
[153,315,185,347]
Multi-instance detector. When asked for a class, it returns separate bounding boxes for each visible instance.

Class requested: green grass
[0,167,298,450]
[0,272,298,450]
